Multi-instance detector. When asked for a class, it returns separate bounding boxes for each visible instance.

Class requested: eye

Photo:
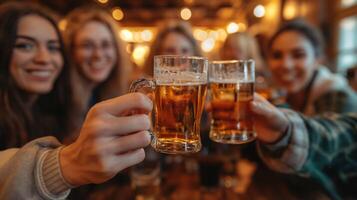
[79,42,95,51]
[182,48,189,54]
[14,42,35,52]
[163,47,175,54]
[271,51,282,59]
[101,41,113,50]
[47,43,61,53]
[292,51,306,59]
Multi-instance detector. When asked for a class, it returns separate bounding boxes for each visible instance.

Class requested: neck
[19,92,38,108]
[74,75,98,110]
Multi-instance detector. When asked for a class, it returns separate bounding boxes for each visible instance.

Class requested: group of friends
[0,1,356,200]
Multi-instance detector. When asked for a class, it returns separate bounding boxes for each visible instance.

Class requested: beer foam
[209,78,255,84]
[155,67,207,85]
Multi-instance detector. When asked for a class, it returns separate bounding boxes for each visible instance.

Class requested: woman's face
[221,38,247,60]
[74,21,116,84]
[9,14,63,94]
[268,31,318,93]
[160,32,195,56]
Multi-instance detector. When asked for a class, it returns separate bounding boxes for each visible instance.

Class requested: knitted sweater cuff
[35,146,74,199]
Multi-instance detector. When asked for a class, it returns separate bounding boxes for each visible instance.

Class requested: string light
[254,5,265,18]
[112,7,124,21]
[97,0,108,4]
[180,7,192,20]
[226,22,239,34]
[58,19,67,31]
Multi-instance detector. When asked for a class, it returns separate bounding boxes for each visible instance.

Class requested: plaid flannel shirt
[258,109,357,200]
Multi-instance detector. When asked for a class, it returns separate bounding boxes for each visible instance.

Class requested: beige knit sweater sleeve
[0,136,73,200]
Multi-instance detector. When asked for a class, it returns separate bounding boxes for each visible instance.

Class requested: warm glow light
[141,30,153,42]
[254,5,265,18]
[132,32,141,42]
[126,44,132,54]
[193,29,208,41]
[112,8,124,21]
[132,45,150,67]
[238,23,247,32]
[265,1,279,21]
[201,38,215,52]
[226,22,239,34]
[184,0,194,5]
[120,29,133,42]
[58,19,67,31]
[180,7,192,20]
[217,28,227,41]
[283,1,298,20]
[208,30,219,40]
[97,0,108,4]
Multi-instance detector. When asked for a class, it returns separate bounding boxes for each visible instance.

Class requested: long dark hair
[0,2,73,149]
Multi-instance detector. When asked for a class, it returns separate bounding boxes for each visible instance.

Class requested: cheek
[268,59,280,71]
[74,50,89,67]
[9,52,27,78]
[295,58,314,77]
[54,54,64,69]
[108,49,117,61]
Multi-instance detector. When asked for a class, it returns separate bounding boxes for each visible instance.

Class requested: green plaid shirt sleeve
[258,110,357,200]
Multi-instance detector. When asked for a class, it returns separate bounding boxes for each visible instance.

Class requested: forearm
[0,137,73,200]
[258,110,357,175]
[257,109,309,173]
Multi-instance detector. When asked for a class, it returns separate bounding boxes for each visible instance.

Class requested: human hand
[60,93,152,186]
[250,93,289,143]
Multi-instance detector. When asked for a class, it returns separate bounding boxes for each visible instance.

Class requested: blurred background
[20,0,356,74]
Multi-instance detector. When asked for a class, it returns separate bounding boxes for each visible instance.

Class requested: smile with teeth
[27,69,53,78]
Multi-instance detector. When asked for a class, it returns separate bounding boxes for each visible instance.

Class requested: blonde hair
[62,6,131,101]
[221,32,265,73]
[143,21,202,77]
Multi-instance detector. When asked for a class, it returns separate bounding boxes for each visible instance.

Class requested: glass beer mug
[130,55,208,154]
[209,60,256,144]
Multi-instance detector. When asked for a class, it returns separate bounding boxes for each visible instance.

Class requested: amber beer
[152,83,207,154]
[209,81,255,144]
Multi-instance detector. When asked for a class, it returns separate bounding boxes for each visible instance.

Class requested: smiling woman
[0,2,73,149]
[267,19,357,115]
[10,15,63,95]
[62,6,132,139]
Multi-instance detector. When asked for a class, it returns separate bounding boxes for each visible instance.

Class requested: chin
[90,75,110,83]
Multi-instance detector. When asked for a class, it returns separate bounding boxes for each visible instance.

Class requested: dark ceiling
[8,0,270,26]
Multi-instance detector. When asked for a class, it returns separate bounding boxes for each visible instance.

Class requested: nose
[92,45,104,59]
[280,55,294,70]
[34,45,51,64]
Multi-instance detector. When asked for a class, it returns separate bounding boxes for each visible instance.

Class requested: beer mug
[209,60,256,144]
[130,55,208,154]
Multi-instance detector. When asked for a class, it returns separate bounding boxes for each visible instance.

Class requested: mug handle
[129,78,156,93]
[129,78,156,141]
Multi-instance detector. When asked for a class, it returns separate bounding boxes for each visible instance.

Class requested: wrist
[59,144,84,187]
[36,147,73,199]
[262,121,290,145]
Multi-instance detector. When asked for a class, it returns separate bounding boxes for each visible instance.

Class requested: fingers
[94,93,153,117]
[114,148,146,172]
[110,131,151,154]
[250,93,276,117]
[106,114,151,136]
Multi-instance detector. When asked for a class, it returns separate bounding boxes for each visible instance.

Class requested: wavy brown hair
[63,6,131,105]
[0,2,73,149]
[143,21,202,77]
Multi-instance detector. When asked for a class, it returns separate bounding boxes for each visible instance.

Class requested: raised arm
[0,93,152,200]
